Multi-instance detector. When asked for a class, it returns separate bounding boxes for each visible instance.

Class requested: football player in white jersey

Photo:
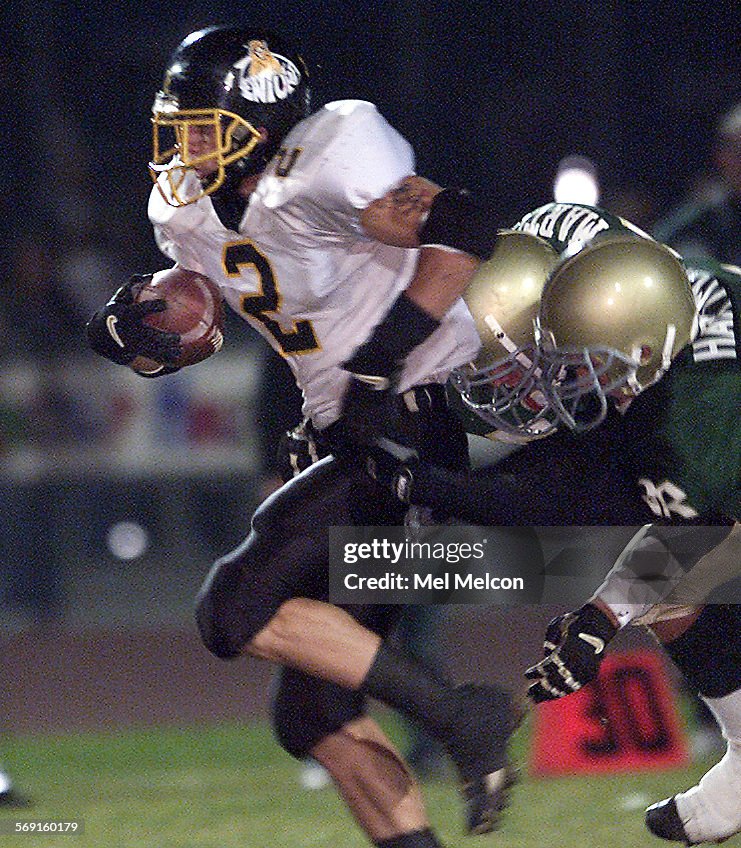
[86,25,522,848]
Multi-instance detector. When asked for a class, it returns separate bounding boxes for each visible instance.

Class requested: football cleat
[444,684,525,834]
[462,763,519,835]
[0,789,32,808]
[645,796,734,846]
[646,797,693,845]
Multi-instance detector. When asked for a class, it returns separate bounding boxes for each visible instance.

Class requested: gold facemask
[149,107,262,207]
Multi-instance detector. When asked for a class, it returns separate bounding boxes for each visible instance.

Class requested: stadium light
[553,155,600,205]
[106,521,150,560]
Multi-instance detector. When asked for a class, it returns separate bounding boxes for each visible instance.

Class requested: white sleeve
[312,101,416,230]
[148,181,212,269]
[592,524,734,627]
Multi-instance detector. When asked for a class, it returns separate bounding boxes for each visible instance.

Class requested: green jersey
[513,201,647,254]
[512,204,741,522]
[621,260,741,522]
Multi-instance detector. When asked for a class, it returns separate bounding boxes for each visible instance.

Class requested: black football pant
[195,384,468,758]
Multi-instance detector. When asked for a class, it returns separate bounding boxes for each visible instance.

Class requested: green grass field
[0,715,735,848]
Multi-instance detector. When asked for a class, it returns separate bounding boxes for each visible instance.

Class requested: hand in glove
[276,420,330,482]
[86,275,181,366]
[337,373,400,446]
[524,602,618,702]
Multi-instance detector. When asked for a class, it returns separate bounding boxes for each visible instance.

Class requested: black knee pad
[663,604,741,698]
[272,667,366,760]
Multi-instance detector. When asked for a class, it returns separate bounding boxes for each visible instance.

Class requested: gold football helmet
[536,234,698,430]
[449,230,560,441]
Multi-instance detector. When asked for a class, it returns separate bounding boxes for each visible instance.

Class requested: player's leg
[312,717,441,847]
[196,457,521,833]
[645,602,741,844]
[199,463,447,845]
[640,527,741,844]
[392,606,448,778]
[251,595,520,834]
[250,597,380,687]
[272,666,442,847]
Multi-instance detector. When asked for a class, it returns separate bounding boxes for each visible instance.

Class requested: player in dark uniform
[530,238,740,846]
[366,203,741,845]
[367,203,678,527]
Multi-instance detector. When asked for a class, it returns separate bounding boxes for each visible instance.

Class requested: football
[132,267,225,371]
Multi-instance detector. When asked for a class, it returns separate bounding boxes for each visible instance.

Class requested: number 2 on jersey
[223,241,320,355]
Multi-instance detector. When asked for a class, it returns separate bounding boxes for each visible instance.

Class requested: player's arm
[340,179,495,443]
[85,274,182,376]
[524,523,735,702]
[588,524,734,627]
[360,175,492,315]
[364,438,571,524]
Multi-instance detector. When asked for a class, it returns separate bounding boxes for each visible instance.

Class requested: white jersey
[149,99,479,429]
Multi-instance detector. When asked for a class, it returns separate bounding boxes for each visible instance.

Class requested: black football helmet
[150,25,311,206]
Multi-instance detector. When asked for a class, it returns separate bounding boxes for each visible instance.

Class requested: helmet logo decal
[226,40,301,104]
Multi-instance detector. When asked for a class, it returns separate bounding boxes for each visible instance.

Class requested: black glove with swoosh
[524,603,618,702]
[85,275,182,366]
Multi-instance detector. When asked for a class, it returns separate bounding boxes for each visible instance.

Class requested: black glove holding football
[85,275,182,366]
[524,603,618,702]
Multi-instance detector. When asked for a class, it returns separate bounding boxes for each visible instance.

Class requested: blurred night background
[0,0,738,732]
